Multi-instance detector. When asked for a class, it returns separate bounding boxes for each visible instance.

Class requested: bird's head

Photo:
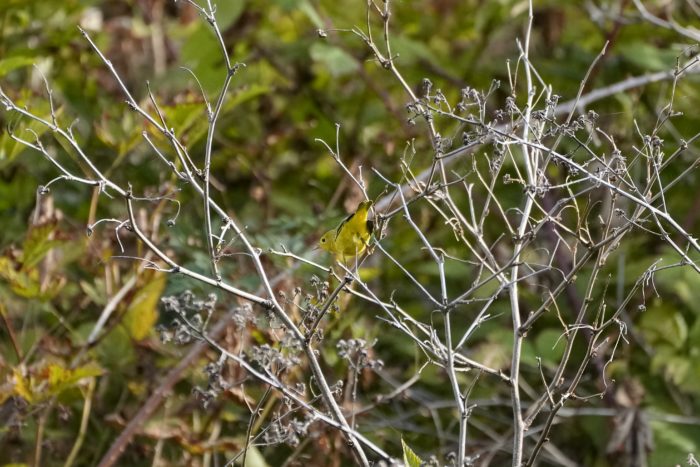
[318,230,335,252]
[358,200,373,210]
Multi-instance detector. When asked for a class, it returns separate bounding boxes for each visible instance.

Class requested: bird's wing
[335,211,356,236]
[366,219,374,236]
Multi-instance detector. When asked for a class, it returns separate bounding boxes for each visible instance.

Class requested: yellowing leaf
[11,362,102,404]
[0,257,41,298]
[123,273,166,341]
[401,438,423,467]
[46,362,103,395]
[12,368,34,403]
[127,380,148,397]
[0,225,67,300]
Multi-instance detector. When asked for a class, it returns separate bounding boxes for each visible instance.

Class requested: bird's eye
[321,238,325,242]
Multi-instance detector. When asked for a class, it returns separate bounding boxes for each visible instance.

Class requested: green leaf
[639,304,687,349]
[402,438,423,467]
[211,0,245,30]
[0,56,35,77]
[157,84,268,145]
[123,273,167,341]
[310,43,358,77]
[80,279,107,307]
[618,41,676,71]
[21,223,62,270]
[299,0,323,28]
[649,420,699,465]
[0,110,54,167]
[390,34,440,67]
[242,445,270,467]
[0,257,41,299]
[534,329,566,366]
[662,355,690,386]
[96,326,135,369]
[46,362,102,396]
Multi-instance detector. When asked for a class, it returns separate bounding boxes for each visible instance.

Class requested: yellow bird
[318,200,374,261]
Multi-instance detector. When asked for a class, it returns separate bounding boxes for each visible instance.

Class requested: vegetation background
[0,0,699,466]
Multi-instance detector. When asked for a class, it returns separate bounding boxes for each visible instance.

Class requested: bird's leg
[364,236,374,255]
[358,231,374,256]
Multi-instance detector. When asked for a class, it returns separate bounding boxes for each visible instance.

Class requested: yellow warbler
[318,200,374,261]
